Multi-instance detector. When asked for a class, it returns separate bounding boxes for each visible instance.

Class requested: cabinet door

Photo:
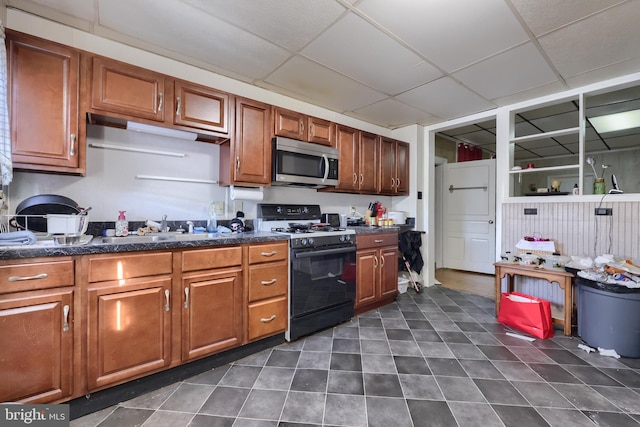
[396,142,409,194]
[359,132,378,192]
[181,268,242,361]
[174,80,230,134]
[335,124,358,191]
[91,56,165,122]
[0,288,73,403]
[232,97,272,185]
[379,137,396,194]
[379,247,399,298]
[273,107,306,140]
[87,276,172,390]
[7,31,80,170]
[355,249,377,308]
[308,116,335,146]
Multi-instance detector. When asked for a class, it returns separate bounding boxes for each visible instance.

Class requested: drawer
[356,233,398,250]
[248,242,288,264]
[88,252,172,283]
[0,258,74,293]
[247,296,287,341]
[248,261,288,302]
[182,246,242,272]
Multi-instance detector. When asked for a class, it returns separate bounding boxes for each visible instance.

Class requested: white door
[442,159,496,274]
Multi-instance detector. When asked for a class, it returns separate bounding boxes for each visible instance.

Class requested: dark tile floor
[71,286,640,427]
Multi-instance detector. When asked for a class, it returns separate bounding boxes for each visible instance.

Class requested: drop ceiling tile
[453,43,558,100]
[356,0,529,71]
[539,1,640,78]
[264,55,386,112]
[565,57,640,89]
[396,78,495,120]
[301,13,441,94]
[531,145,578,157]
[181,0,346,51]
[510,0,624,36]
[348,99,435,128]
[528,111,580,132]
[98,0,291,80]
[493,81,568,108]
[600,134,640,150]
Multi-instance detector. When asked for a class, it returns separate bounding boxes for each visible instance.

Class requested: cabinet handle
[300,121,304,135]
[353,173,357,184]
[261,251,277,257]
[70,134,76,156]
[374,255,378,268]
[63,304,70,332]
[164,289,170,312]
[374,239,384,243]
[8,273,48,282]
[381,255,385,268]
[309,123,313,136]
[176,96,181,116]
[158,93,164,112]
[396,177,400,188]
[184,287,189,309]
[236,156,240,172]
[360,174,364,185]
[391,177,395,187]
[261,278,277,285]
[261,314,277,323]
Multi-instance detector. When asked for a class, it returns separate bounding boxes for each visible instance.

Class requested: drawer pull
[63,305,70,332]
[261,251,278,257]
[374,239,384,243]
[184,287,189,309]
[164,289,170,312]
[260,314,277,323]
[8,273,48,282]
[261,279,277,286]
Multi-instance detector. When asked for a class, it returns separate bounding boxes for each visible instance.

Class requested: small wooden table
[494,262,575,336]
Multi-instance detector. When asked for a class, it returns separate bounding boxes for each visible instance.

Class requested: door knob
[488,220,494,224]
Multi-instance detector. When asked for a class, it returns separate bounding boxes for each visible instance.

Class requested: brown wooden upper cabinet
[7,30,82,174]
[219,97,272,186]
[89,56,231,140]
[379,137,409,195]
[334,124,378,193]
[273,107,335,147]
[90,56,166,122]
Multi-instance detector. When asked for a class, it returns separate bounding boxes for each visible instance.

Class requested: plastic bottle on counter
[115,211,129,237]
[206,202,217,233]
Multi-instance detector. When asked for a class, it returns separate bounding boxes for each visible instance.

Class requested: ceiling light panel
[590,109,640,133]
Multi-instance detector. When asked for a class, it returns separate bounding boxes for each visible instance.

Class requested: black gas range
[257,204,356,341]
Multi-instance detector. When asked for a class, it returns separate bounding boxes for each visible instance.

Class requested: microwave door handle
[322,154,329,182]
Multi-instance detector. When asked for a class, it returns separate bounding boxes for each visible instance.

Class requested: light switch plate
[233,201,243,214]
[214,201,225,216]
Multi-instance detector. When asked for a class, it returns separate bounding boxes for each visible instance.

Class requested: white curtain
[0,22,12,185]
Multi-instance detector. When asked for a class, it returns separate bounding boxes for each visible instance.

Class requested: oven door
[290,245,356,320]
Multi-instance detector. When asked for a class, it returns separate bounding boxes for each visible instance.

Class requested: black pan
[14,194,81,232]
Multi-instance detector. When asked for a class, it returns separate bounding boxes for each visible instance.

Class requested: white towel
[0,23,12,185]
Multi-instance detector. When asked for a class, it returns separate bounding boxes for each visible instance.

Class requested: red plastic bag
[498,292,554,339]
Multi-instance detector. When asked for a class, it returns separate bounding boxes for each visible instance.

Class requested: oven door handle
[294,245,356,259]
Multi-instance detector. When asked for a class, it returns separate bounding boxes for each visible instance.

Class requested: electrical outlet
[233,201,243,214]
[214,201,225,216]
[595,207,613,216]
[350,206,356,216]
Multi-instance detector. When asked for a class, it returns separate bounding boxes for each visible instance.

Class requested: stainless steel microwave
[272,136,339,187]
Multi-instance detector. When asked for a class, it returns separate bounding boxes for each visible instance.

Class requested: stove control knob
[300,238,308,246]
[307,238,314,246]
[340,234,351,242]
[276,206,283,214]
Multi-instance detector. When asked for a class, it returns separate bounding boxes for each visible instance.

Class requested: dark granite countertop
[0,226,407,260]
[0,231,289,260]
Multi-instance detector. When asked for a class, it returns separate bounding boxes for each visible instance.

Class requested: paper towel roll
[229,186,264,201]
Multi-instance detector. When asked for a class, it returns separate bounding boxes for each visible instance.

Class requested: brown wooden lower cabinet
[0,240,290,404]
[87,275,173,391]
[180,246,244,361]
[355,233,399,314]
[0,287,74,403]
